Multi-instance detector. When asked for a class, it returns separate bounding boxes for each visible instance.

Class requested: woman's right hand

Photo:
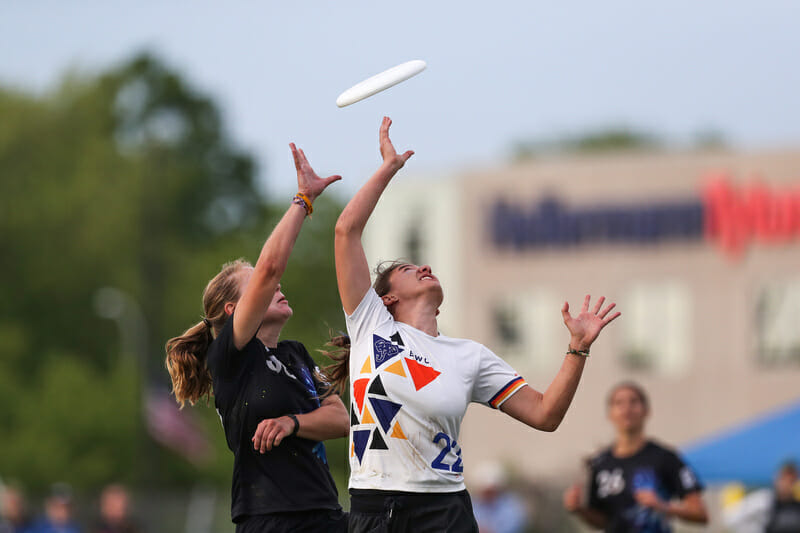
[379,116,414,171]
[563,482,584,512]
[291,143,341,203]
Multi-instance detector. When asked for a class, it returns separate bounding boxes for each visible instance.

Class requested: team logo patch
[372,334,402,368]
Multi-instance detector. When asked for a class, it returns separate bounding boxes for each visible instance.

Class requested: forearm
[572,507,607,529]
[254,203,307,281]
[538,354,587,430]
[663,498,708,524]
[294,401,349,441]
[335,162,399,236]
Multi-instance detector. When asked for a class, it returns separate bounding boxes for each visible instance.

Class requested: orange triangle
[353,378,369,413]
[405,358,441,391]
[350,441,354,457]
[362,405,376,425]
[390,422,407,440]
[360,357,372,375]
[385,359,406,377]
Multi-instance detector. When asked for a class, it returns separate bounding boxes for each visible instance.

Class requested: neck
[613,431,646,457]
[256,320,284,349]
[393,301,439,337]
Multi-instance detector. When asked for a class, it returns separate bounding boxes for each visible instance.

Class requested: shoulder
[645,439,682,461]
[589,447,614,469]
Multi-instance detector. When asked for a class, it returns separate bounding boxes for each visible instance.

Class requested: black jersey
[766,497,800,533]
[207,315,341,522]
[586,440,703,533]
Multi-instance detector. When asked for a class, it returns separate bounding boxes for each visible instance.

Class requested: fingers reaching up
[379,117,414,170]
[290,143,341,202]
[562,295,621,351]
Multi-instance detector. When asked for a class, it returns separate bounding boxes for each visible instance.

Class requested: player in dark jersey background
[563,381,708,532]
[165,143,349,532]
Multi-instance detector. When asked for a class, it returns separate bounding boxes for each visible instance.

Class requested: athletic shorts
[235,508,348,533]
[348,489,479,533]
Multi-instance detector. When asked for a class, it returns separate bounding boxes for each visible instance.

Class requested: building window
[621,282,692,375]
[756,280,800,366]
[491,290,561,370]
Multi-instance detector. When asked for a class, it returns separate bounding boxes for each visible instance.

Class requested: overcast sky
[2,1,799,198]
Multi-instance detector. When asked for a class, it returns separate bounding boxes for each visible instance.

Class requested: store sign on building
[490,174,800,258]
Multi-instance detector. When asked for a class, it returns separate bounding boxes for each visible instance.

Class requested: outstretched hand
[379,116,414,171]
[290,143,341,202]
[562,295,621,352]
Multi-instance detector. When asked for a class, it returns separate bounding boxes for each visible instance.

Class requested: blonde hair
[165,259,250,408]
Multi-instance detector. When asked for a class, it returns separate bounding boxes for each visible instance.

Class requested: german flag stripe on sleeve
[489,376,526,408]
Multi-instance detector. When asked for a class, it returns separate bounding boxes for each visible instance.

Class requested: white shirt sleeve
[344,288,394,345]
[471,344,528,408]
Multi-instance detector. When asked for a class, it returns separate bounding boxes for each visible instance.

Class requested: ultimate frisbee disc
[336,60,426,108]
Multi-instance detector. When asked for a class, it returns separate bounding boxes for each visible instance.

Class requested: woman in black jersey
[165,143,349,533]
[563,381,708,533]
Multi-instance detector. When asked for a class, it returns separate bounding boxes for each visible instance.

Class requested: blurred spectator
[471,462,527,533]
[722,461,800,533]
[29,484,81,533]
[766,461,800,533]
[92,485,141,533]
[1,484,35,533]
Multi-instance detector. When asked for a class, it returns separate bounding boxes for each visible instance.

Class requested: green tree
[0,53,348,492]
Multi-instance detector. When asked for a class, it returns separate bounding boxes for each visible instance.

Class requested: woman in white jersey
[330,117,622,533]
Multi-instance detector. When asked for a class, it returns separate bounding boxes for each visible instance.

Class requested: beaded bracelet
[566,346,590,357]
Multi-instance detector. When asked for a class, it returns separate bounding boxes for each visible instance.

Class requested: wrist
[569,338,591,353]
[287,414,300,436]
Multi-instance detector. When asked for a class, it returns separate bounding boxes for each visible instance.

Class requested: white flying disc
[336,60,426,108]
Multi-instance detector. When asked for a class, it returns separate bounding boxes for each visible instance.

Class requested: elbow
[252,259,280,286]
[334,214,362,239]
[537,412,564,432]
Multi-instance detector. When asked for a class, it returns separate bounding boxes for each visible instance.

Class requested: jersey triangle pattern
[369,428,388,450]
[360,357,372,375]
[369,397,402,433]
[390,332,405,346]
[350,406,359,427]
[353,429,371,463]
[390,422,407,440]
[368,375,387,396]
[405,357,442,391]
[362,405,376,425]
[353,378,369,414]
[384,359,406,377]
[372,334,402,368]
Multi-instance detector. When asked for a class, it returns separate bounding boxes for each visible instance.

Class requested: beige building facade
[363,148,800,486]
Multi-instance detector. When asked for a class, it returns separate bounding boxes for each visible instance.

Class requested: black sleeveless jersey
[207,315,340,522]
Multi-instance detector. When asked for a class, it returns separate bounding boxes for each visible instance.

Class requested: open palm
[290,143,341,202]
[562,295,621,351]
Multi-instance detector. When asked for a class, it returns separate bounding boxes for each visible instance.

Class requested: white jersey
[346,289,528,492]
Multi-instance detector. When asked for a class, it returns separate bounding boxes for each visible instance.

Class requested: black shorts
[348,489,478,533]
[235,509,348,533]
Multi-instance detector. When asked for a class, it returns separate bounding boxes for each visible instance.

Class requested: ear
[224,301,236,316]
[381,294,398,308]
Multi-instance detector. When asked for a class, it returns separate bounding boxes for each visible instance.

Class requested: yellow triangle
[360,357,372,375]
[385,359,406,377]
[390,422,407,440]
[350,441,354,457]
[362,405,376,425]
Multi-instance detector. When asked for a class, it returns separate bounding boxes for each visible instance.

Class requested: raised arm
[231,144,341,349]
[334,117,413,314]
[501,295,620,431]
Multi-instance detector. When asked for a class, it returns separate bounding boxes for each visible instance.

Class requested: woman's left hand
[562,295,621,352]
[252,416,296,453]
[634,489,667,513]
[290,143,341,203]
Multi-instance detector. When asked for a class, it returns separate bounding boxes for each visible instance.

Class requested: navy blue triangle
[368,375,387,396]
[370,397,402,433]
[373,334,402,368]
[369,428,388,450]
[353,429,371,464]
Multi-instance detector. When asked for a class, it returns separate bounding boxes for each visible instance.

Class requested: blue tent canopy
[681,398,800,486]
